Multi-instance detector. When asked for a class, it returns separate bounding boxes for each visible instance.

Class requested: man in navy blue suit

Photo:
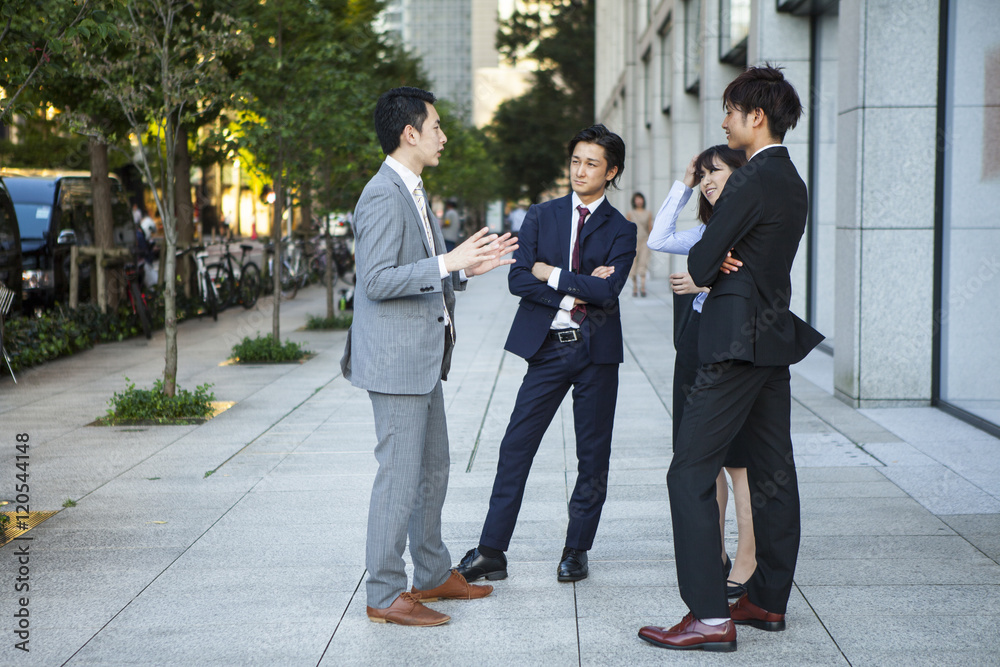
[456,125,636,583]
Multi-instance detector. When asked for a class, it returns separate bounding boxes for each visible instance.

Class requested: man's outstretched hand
[445,227,518,276]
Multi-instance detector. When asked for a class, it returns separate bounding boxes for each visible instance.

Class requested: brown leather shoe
[366,592,450,626]
[638,613,737,652]
[410,569,493,602]
[729,594,786,631]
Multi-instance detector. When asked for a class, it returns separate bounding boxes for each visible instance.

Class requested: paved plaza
[1,271,998,666]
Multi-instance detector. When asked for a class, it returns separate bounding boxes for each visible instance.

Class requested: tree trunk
[89,136,117,312]
[174,124,194,298]
[162,120,180,399]
[271,165,282,342]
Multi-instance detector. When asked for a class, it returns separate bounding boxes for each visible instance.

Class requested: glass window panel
[939,0,1000,427]
[684,0,702,94]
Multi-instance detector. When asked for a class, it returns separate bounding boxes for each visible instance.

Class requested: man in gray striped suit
[341,87,518,627]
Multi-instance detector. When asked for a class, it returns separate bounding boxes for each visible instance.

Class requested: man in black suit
[456,125,636,583]
[639,65,824,652]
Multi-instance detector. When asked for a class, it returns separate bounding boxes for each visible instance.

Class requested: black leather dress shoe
[557,548,588,582]
[455,548,508,582]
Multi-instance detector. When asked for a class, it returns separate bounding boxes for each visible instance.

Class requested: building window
[643,49,652,129]
[660,21,673,114]
[684,0,702,94]
[719,0,750,65]
[938,0,1000,431]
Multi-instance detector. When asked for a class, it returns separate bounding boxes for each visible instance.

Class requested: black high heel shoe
[727,580,747,598]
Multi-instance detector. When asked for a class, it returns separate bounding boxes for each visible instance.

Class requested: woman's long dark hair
[694,145,747,224]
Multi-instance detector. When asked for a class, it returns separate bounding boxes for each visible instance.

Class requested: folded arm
[554,223,636,306]
[508,206,566,308]
[688,179,761,288]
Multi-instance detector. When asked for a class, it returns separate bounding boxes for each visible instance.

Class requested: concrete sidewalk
[0,272,997,666]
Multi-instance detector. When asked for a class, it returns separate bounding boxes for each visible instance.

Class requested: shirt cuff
[547,266,562,290]
[559,294,576,311]
[459,269,469,282]
[437,255,448,279]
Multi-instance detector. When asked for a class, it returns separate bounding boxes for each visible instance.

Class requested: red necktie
[571,205,588,324]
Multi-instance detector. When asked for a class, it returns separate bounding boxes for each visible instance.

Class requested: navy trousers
[480,334,619,552]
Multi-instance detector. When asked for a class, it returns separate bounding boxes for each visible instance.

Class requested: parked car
[2,170,136,312]
[0,178,22,315]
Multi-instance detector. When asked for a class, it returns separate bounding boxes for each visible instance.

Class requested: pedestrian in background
[441,199,460,251]
[626,192,651,297]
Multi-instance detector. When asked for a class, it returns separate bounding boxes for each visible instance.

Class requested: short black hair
[567,124,626,190]
[722,64,803,141]
[632,192,646,208]
[374,86,437,155]
[693,144,747,224]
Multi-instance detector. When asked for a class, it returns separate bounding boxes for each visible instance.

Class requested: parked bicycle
[308,231,355,289]
[123,262,152,339]
[211,240,262,309]
[177,245,222,320]
[262,238,302,300]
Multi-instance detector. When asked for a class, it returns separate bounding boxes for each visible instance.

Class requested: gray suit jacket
[340,162,466,395]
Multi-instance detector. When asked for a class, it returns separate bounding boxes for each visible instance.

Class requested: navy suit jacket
[505,194,636,364]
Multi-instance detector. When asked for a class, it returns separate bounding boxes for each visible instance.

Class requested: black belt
[548,329,582,343]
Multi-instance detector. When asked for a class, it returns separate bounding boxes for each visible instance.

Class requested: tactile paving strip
[0,511,59,547]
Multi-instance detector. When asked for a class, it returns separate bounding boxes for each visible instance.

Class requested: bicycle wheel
[204,273,218,321]
[240,262,261,309]
[130,282,152,339]
[309,256,328,286]
[207,262,235,308]
[280,260,298,300]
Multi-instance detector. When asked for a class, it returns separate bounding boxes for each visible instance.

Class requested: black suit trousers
[480,335,619,552]
[668,361,799,619]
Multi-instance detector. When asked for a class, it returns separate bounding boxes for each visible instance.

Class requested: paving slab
[1,274,998,666]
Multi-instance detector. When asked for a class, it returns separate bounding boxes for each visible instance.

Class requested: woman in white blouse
[647,145,756,599]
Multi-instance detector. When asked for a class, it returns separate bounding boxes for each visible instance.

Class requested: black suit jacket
[505,195,636,363]
[688,146,824,366]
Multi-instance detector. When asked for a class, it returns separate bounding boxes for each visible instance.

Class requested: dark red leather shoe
[638,613,737,652]
[729,594,786,631]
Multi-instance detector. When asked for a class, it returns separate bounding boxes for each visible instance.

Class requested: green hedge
[305,313,352,330]
[0,288,213,374]
[103,378,215,424]
[230,334,310,362]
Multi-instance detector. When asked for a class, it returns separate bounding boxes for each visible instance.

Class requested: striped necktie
[414,184,455,344]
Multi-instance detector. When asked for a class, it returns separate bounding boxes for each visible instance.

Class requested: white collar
[571,191,606,215]
[385,155,423,195]
[749,144,784,162]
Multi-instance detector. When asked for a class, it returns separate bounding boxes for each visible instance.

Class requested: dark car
[2,171,136,312]
[0,179,22,315]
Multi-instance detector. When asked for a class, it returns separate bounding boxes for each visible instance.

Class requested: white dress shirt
[384,155,455,280]
[546,192,606,330]
[648,181,708,313]
[749,143,783,161]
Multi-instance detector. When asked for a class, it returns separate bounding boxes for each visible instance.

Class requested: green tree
[232,0,428,338]
[91,0,248,397]
[0,1,118,122]
[422,102,501,225]
[488,0,595,202]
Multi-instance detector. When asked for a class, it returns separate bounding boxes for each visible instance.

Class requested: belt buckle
[557,330,577,343]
